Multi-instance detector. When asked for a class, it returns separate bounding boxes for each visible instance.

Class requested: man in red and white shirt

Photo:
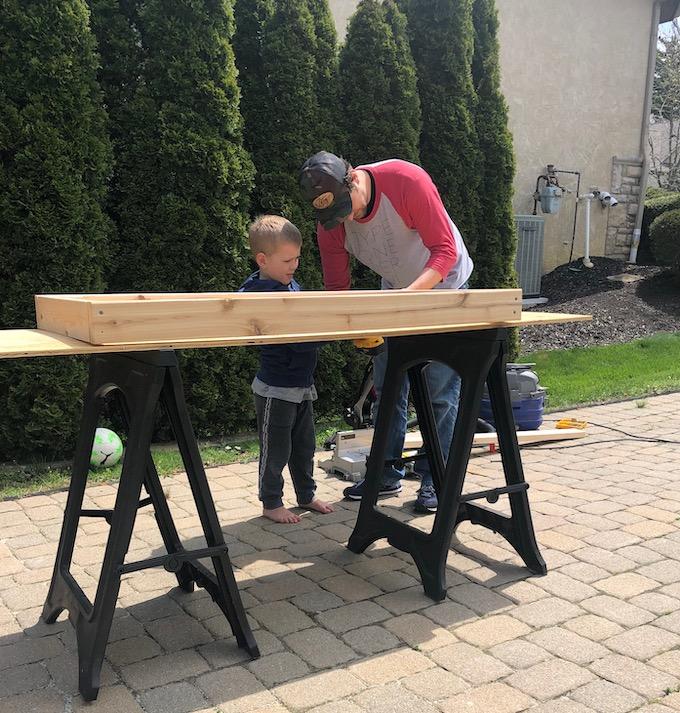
[300,151,473,512]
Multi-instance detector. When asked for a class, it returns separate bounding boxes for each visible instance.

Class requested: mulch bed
[520,257,680,352]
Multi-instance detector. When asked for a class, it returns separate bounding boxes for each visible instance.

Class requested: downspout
[581,193,595,268]
[629,0,662,263]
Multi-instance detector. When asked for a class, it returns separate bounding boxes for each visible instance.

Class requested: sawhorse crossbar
[348,328,547,601]
[42,350,259,701]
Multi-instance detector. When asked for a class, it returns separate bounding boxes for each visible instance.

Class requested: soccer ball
[90,428,124,469]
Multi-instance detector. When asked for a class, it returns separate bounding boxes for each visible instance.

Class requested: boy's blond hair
[248,215,302,258]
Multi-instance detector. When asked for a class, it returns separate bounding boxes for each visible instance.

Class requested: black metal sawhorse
[42,350,259,701]
[348,327,546,601]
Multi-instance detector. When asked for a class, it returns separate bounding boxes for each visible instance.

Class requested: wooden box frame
[35,289,522,346]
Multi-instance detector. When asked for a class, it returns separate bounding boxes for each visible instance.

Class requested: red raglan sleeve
[317,223,351,290]
[390,164,458,280]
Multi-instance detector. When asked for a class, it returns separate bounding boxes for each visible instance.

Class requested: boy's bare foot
[263,506,301,524]
[303,498,334,514]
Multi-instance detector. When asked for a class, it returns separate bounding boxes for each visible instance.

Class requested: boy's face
[256,241,301,285]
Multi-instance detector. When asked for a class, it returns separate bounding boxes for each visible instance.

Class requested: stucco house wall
[495,0,650,270]
[328,0,673,273]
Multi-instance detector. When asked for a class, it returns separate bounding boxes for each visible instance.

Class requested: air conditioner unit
[514,215,545,299]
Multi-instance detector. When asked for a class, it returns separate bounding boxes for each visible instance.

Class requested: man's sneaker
[414,484,438,513]
[343,479,402,501]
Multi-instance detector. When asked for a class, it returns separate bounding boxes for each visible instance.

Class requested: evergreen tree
[233,0,275,167]
[307,0,342,152]
[471,0,516,289]
[112,0,254,292]
[254,0,320,289]
[339,0,420,165]
[404,0,481,252]
[88,0,144,281]
[109,0,259,437]
[88,0,143,135]
[0,0,113,459]
[233,0,365,420]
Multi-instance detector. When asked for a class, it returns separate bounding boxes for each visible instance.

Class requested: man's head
[248,215,302,285]
[299,151,355,229]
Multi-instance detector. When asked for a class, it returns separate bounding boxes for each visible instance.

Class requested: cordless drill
[352,336,386,356]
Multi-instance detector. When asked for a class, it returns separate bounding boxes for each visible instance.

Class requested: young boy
[239,215,333,524]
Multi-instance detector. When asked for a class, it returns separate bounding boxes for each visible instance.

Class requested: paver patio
[2,392,680,712]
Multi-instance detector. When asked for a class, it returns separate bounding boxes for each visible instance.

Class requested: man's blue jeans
[371,350,462,488]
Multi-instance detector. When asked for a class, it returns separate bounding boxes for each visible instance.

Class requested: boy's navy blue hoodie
[238,271,320,388]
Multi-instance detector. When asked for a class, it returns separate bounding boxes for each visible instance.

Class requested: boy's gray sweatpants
[254,394,317,510]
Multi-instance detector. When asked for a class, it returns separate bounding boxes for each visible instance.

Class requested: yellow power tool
[352,336,386,355]
[555,418,588,430]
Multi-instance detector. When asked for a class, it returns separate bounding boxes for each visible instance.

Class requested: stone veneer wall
[606,156,643,259]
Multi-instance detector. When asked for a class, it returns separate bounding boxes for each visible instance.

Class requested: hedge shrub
[646,186,673,201]
[649,208,680,266]
[234,0,365,420]
[339,0,420,165]
[0,0,113,460]
[470,0,516,290]
[642,192,680,242]
[338,0,420,290]
[105,0,262,440]
[403,0,481,250]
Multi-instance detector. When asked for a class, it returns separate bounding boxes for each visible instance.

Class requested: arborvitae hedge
[0,0,113,460]
[88,0,143,138]
[233,0,275,168]
[404,0,481,252]
[88,0,144,282]
[307,0,342,153]
[114,0,254,291]
[338,0,420,290]
[339,0,420,165]
[234,0,365,420]
[236,0,320,280]
[108,0,259,438]
[470,0,516,290]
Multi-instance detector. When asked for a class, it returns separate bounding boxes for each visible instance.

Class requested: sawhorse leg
[42,351,258,701]
[347,328,545,602]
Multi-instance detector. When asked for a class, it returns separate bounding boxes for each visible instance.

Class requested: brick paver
[2,394,680,711]
[439,681,535,713]
[570,679,645,713]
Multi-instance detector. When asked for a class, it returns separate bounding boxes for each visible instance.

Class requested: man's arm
[403,267,443,290]
[383,162,459,288]
[317,223,351,290]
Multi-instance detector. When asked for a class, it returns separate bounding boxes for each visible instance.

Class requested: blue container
[480,364,545,431]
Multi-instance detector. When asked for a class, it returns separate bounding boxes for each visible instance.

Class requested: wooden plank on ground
[403,427,586,449]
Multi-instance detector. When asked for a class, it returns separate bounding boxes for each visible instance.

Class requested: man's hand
[404,267,443,290]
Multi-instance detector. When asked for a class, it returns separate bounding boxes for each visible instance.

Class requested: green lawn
[522,331,680,411]
[2,332,680,500]
[0,422,342,500]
